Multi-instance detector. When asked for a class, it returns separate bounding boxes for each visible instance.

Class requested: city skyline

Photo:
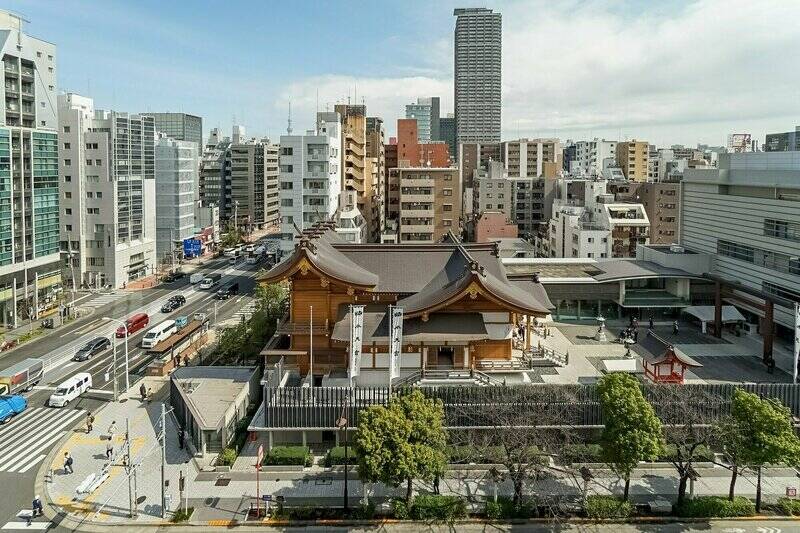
[3,0,798,147]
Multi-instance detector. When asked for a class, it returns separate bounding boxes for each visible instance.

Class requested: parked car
[160,294,186,313]
[116,313,149,338]
[73,337,111,362]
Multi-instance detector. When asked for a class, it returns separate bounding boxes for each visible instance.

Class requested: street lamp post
[104,317,130,393]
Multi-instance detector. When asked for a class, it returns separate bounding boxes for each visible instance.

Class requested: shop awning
[681,305,746,324]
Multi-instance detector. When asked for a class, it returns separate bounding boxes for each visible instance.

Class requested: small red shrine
[643,345,701,384]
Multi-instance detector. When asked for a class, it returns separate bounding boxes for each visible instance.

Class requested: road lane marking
[17,453,46,473]
[1,521,52,530]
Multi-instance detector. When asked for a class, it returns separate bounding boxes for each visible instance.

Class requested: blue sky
[5,0,799,146]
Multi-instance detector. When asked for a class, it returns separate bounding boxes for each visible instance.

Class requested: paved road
[0,257,263,532]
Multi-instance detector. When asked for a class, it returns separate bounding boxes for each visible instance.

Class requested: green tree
[724,389,800,511]
[354,390,447,502]
[598,373,663,500]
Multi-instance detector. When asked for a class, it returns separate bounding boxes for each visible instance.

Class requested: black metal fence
[255,383,800,430]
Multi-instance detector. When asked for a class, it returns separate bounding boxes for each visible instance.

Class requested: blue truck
[0,394,27,424]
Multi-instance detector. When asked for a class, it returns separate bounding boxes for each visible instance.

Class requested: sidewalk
[42,375,195,523]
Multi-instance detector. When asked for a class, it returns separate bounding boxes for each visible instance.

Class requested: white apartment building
[155,134,198,262]
[571,139,617,177]
[334,190,367,244]
[278,112,341,253]
[548,179,649,259]
[58,93,157,289]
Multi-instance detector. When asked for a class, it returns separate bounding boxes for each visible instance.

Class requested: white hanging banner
[794,303,800,384]
[389,306,404,382]
[349,305,365,381]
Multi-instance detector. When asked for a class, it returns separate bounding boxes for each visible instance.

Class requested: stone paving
[45,376,195,523]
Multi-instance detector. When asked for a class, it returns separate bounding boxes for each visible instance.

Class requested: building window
[765,219,800,242]
[280,199,293,207]
[64,159,71,166]
[763,281,800,303]
[65,208,72,215]
[64,192,71,199]
[65,224,72,231]
[63,126,70,133]
[95,159,101,166]
[280,164,293,173]
[281,147,293,155]
[443,204,453,212]
[444,174,452,181]
[443,219,453,227]
[443,189,452,196]
[87,192,94,198]
[717,239,754,263]
[64,176,71,182]
[280,182,293,190]
[96,192,102,199]
[86,159,92,166]
[63,143,70,149]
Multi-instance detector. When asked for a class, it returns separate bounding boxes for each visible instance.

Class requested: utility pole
[126,418,136,518]
[161,402,167,518]
[112,339,118,402]
[309,305,313,386]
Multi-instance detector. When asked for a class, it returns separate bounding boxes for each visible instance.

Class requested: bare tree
[649,384,722,506]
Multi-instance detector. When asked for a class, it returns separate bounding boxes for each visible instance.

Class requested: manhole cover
[215,478,231,486]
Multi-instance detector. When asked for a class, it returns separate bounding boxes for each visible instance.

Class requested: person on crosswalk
[86,413,94,434]
[105,440,113,460]
[139,383,147,402]
[63,452,73,474]
[32,495,43,518]
[107,421,117,441]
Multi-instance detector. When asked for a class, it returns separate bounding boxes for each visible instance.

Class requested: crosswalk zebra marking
[0,407,85,473]
[1,519,52,530]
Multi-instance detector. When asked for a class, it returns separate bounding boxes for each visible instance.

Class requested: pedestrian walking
[649,316,654,330]
[139,383,147,402]
[107,421,117,442]
[105,440,113,460]
[178,428,185,449]
[673,320,679,335]
[147,387,153,403]
[183,355,189,367]
[63,452,73,474]
[32,495,42,517]
[86,412,94,434]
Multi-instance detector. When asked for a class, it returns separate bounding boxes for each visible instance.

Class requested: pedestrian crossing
[0,516,52,530]
[0,407,85,474]
[232,299,258,322]
[85,291,129,309]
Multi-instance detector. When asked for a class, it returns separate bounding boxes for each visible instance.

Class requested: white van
[141,320,176,349]
[48,372,92,408]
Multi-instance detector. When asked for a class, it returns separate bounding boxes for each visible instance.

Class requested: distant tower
[287,101,293,135]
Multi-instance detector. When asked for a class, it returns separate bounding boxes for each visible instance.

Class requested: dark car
[163,271,186,283]
[73,337,111,361]
[160,294,186,313]
[216,281,239,300]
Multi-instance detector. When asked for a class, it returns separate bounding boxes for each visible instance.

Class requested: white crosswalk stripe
[232,299,258,322]
[1,518,53,530]
[0,407,85,473]
[84,292,128,308]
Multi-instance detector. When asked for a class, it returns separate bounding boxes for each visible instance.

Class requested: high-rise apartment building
[388,167,462,243]
[570,139,617,177]
[155,134,198,262]
[366,117,386,241]
[438,115,457,162]
[615,140,649,181]
[405,97,440,143]
[453,8,501,144]
[59,93,157,289]
[278,112,342,252]
[198,127,279,232]
[0,11,61,326]
[142,112,202,151]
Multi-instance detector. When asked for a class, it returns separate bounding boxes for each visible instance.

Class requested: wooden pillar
[525,315,531,350]
[763,300,774,366]
[713,281,722,338]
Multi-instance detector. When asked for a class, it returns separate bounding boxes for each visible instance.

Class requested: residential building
[141,112,202,151]
[472,162,513,222]
[438,114,457,162]
[388,167,462,243]
[681,152,800,340]
[154,134,198,263]
[278,112,342,253]
[0,11,61,326]
[571,139,616,177]
[502,138,562,179]
[198,128,229,212]
[765,126,800,152]
[459,141,501,190]
[453,7,502,144]
[405,97,440,142]
[333,189,367,244]
[548,179,649,259]
[58,93,157,289]
[365,116,386,241]
[474,211,517,243]
[608,181,680,245]
[562,141,576,173]
[396,118,450,168]
[615,140,649,181]
[727,133,757,153]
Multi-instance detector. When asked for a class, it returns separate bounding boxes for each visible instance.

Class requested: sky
[5,0,799,147]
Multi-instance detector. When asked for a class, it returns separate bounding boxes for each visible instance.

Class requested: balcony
[347,142,365,157]
[345,154,364,167]
[402,193,434,203]
[302,187,328,196]
[401,177,434,187]
[400,208,433,218]
[345,165,364,181]
[400,224,434,233]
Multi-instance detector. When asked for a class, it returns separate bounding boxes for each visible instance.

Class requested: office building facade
[438,115,456,162]
[59,93,157,289]
[142,112,202,151]
[765,127,800,152]
[155,134,198,262]
[453,8,501,144]
[405,97,440,143]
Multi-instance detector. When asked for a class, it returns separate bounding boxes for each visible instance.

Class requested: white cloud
[281,0,800,146]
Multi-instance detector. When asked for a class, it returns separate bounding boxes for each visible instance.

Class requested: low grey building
[170,366,260,457]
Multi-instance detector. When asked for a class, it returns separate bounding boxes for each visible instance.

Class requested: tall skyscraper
[0,10,61,327]
[59,93,157,289]
[453,8,501,145]
[142,112,203,151]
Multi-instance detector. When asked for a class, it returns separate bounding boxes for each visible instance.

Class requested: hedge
[561,443,715,464]
[262,446,312,467]
[391,499,409,520]
[409,495,468,522]
[675,496,755,518]
[448,445,541,464]
[485,497,536,519]
[778,497,800,516]
[660,444,715,463]
[585,495,633,519]
[324,446,356,467]
[216,447,238,466]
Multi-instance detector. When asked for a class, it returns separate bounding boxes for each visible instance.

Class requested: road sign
[262,494,272,501]
[787,486,797,497]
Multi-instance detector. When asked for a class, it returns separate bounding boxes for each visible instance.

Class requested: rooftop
[171,366,256,430]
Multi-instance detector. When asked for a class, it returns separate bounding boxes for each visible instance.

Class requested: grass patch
[262,445,312,467]
[585,495,633,519]
[675,496,755,518]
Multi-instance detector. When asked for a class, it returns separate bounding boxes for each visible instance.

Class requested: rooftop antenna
[287,100,293,135]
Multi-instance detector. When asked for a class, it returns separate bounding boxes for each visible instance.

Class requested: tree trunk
[728,468,738,501]
[677,474,688,506]
[513,479,523,506]
[406,477,413,503]
[755,466,762,512]
[623,476,631,501]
